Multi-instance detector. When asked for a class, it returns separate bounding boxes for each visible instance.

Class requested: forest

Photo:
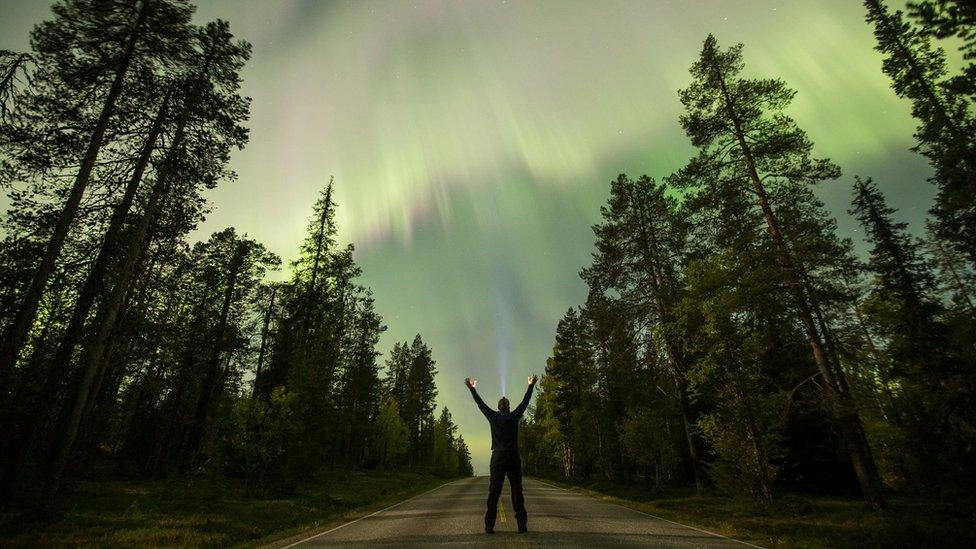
[1,0,975,544]
[522,0,975,512]
[0,0,472,510]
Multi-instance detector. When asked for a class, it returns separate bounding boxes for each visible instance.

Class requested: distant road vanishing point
[276,477,761,548]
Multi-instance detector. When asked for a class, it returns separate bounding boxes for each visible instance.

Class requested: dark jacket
[469,382,535,453]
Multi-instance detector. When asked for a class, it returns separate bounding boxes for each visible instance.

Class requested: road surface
[282,476,760,548]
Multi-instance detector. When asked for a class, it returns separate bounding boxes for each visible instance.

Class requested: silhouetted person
[465,374,538,534]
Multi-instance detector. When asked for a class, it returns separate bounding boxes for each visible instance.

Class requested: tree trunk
[674,374,706,494]
[75,322,126,456]
[35,91,170,426]
[81,272,147,454]
[0,285,65,487]
[0,0,149,394]
[727,344,774,504]
[850,297,901,424]
[252,285,276,400]
[623,183,707,495]
[42,108,188,500]
[932,238,976,314]
[711,60,886,509]
[182,242,247,469]
[146,353,192,474]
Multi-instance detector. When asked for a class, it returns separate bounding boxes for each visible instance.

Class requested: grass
[0,468,453,547]
[535,476,976,548]
[4,470,971,547]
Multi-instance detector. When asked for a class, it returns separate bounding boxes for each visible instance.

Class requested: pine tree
[1,14,251,494]
[179,230,279,470]
[674,34,885,508]
[44,85,174,407]
[582,290,637,482]
[0,50,32,125]
[582,174,705,493]
[385,341,411,405]
[377,336,439,468]
[0,0,194,392]
[679,247,790,504]
[45,229,276,495]
[909,0,976,100]
[251,283,280,400]
[0,50,33,186]
[42,17,250,487]
[0,0,440,501]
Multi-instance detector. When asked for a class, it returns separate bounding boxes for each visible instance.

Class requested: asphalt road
[282,476,761,548]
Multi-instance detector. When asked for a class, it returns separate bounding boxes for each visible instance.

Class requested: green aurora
[0,0,939,471]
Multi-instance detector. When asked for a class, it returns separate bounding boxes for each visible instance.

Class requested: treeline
[523,0,975,510]
[0,0,470,503]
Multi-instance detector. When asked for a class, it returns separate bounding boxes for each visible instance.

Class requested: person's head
[497,396,510,412]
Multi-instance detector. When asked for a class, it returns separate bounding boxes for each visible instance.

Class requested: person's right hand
[465,377,477,389]
[528,374,538,385]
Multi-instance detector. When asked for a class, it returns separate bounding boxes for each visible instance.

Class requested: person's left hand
[528,374,538,385]
[465,377,477,389]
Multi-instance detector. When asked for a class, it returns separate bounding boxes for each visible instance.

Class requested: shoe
[518,524,528,533]
[485,527,494,534]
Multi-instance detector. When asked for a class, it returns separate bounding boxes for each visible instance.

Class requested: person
[464,374,538,534]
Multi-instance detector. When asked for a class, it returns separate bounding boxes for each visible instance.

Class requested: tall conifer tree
[674,34,885,508]
[865,0,976,269]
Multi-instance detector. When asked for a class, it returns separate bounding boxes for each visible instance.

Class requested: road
[281,476,760,548]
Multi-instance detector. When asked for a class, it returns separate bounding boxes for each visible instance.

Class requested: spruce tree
[456,435,474,476]
[850,177,975,484]
[850,177,939,324]
[261,180,338,397]
[865,0,976,269]
[336,290,385,465]
[405,335,437,465]
[923,221,975,313]
[545,308,597,477]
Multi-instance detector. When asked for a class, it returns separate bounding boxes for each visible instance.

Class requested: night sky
[1,0,938,472]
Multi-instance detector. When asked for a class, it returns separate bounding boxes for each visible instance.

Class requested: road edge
[529,477,766,549]
[265,478,461,548]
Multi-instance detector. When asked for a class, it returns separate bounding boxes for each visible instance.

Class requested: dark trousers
[485,449,526,529]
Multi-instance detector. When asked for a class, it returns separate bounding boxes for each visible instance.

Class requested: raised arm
[513,374,538,418]
[465,378,494,420]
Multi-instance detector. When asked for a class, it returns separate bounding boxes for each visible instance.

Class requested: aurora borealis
[1,0,938,472]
